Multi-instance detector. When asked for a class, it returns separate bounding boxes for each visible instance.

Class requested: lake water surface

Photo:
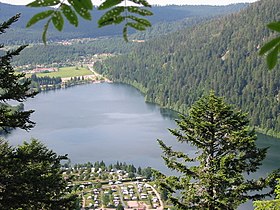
[7,83,280,209]
[8,83,180,171]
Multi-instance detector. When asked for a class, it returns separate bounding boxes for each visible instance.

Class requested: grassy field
[28,66,93,78]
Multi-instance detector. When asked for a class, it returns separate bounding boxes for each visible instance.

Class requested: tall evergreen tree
[0,139,78,209]
[0,14,37,132]
[155,92,279,210]
[0,15,78,209]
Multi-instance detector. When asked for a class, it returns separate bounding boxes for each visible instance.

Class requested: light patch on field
[28,66,93,78]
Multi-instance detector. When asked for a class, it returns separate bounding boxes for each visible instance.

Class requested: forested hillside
[95,0,280,137]
[0,3,247,44]
[6,3,249,66]
[10,38,134,67]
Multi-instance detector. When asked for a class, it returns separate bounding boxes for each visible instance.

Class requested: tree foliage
[26,0,153,43]
[23,0,279,67]
[154,92,280,210]
[0,15,78,209]
[0,14,37,133]
[0,138,78,209]
[260,22,280,70]
[95,0,280,136]
[0,4,246,44]
[117,203,125,210]
[254,178,280,210]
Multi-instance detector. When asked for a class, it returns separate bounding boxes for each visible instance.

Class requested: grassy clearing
[28,66,93,78]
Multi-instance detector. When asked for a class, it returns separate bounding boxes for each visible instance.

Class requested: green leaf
[127,6,153,16]
[61,3,78,27]
[123,25,128,42]
[27,0,60,7]
[259,37,280,55]
[104,6,125,17]
[267,45,279,70]
[68,0,91,20]
[42,19,51,45]
[98,16,125,27]
[51,11,64,31]
[98,7,125,26]
[26,10,54,28]
[267,22,280,32]
[129,0,151,7]
[78,0,93,10]
[98,0,123,10]
[126,22,146,31]
[127,15,151,27]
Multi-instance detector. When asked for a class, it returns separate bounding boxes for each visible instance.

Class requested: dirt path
[86,65,112,82]
[145,183,164,210]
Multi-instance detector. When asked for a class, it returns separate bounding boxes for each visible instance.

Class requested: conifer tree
[254,178,280,210]
[0,14,37,133]
[155,92,279,210]
[0,15,78,209]
[0,139,78,209]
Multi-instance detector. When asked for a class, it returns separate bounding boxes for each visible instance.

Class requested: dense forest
[2,2,280,210]
[6,4,248,66]
[95,0,280,137]
[10,38,134,66]
[0,3,247,44]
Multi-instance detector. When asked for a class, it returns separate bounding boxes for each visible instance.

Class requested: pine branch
[0,14,21,35]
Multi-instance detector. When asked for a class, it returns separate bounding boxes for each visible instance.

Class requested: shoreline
[29,65,112,92]
[114,81,280,140]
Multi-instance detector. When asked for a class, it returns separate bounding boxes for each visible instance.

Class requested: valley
[1,0,279,209]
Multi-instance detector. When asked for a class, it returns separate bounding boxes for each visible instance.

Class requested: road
[145,183,164,210]
[86,64,112,83]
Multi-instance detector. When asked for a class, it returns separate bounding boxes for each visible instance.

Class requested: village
[62,162,166,210]
[15,53,113,92]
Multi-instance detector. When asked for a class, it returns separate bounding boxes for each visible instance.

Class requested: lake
[7,83,180,172]
[7,83,280,209]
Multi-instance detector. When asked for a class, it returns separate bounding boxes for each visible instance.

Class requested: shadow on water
[159,108,180,120]
[145,102,180,120]
[5,83,280,210]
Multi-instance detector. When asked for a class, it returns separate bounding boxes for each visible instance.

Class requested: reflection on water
[7,83,179,172]
[256,133,280,175]
[160,108,180,120]
[6,83,280,210]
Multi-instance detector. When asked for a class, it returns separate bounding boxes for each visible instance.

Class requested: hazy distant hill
[0,3,248,43]
[95,0,280,136]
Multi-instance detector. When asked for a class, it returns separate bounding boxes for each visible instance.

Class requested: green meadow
[28,66,93,78]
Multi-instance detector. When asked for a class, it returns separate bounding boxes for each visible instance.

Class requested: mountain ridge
[0,2,248,43]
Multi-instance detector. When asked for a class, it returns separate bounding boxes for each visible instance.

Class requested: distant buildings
[26,67,58,74]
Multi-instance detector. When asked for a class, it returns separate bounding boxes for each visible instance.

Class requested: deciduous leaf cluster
[95,0,280,136]
[26,0,153,43]
[260,22,280,70]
